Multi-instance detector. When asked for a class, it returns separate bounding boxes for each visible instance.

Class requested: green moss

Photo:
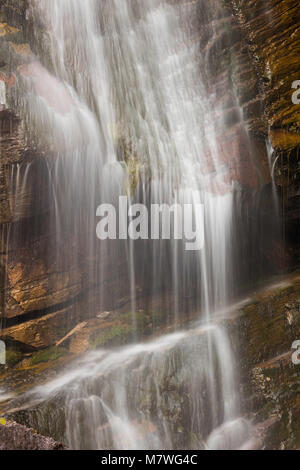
[122,312,147,332]
[5,350,23,367]
[150,310,165,326]
[29,346,68,366]
[91,324,134,349]
[122,310,164,333]
[90,310,165,351]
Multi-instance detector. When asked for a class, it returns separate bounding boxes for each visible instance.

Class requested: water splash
[7,324,255,449]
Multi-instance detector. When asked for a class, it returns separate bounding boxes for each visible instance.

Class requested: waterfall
[18,324,253,450]
[4,0,283,450]
[22,0,241,320]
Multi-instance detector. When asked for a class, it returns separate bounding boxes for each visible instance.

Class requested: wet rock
[235,275,300,367]
[224,0,300,149]
[3,325,230,449]
[181,0,270,189]
[0,304,81,350]
[251,351,300,449]
[0,419,64,450]
[224,273,300,449]
[1,273,300,449]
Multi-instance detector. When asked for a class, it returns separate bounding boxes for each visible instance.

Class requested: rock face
[1,273,299,450]
[0,419,64,450]
[225,0,300,148]
[224,0,300,264]
[223,274,300,449]
[0,112,35,225]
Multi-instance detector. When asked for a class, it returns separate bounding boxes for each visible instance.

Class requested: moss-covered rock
[235,276,300,368]
[5,349,23,367]
[28,346,68,366]
[91,324,134,349]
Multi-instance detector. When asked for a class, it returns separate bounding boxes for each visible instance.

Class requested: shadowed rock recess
[0,0,299,450]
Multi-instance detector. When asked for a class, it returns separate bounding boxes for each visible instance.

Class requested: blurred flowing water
[3,0,282,450]
[14,323,255,450]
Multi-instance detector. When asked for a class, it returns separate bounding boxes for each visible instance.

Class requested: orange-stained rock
[225,0,300,149]
[0,22,19,37]
[270,128,300,151]
[0,305,82,350]
[3,235,83,319]
[9,42,33,57]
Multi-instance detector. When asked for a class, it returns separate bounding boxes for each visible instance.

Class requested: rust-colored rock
[0,305,81,350]
[225,0,300,150]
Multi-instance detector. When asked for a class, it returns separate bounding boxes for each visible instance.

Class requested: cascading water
[17,322,254,450]
[3,0,282,450]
